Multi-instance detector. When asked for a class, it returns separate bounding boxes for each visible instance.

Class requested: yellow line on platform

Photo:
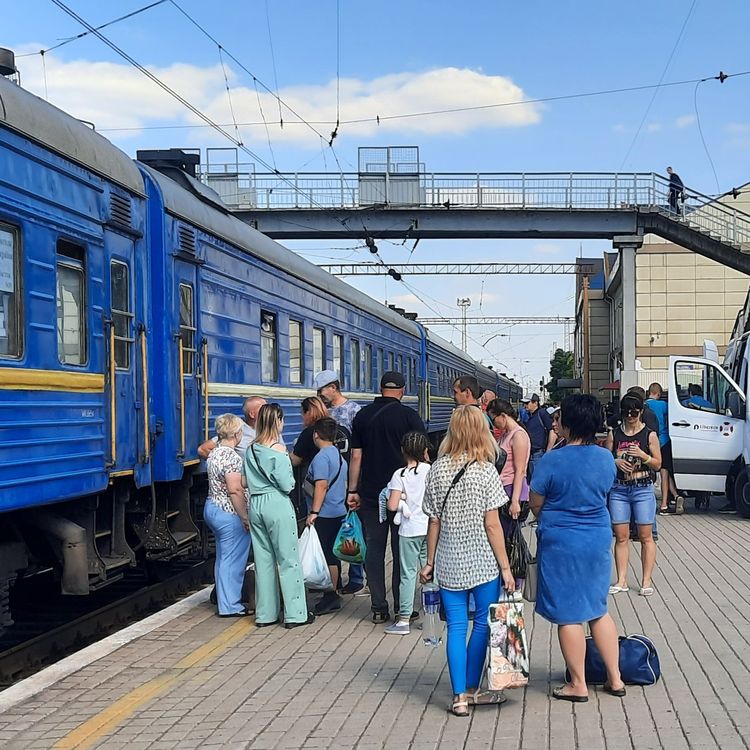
[53,617,254,750]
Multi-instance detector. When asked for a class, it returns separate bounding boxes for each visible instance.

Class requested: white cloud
[645,122,662,133]
[612,123,627,133]
[675,114,695,128]
[725,122,750,134]
[14,48,540,147]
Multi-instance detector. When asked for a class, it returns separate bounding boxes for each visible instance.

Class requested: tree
[547,349,575,403]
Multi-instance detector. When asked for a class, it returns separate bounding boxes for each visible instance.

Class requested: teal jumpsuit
[244,443,308,624]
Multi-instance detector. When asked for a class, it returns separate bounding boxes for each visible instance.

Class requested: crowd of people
[200,369,686,715]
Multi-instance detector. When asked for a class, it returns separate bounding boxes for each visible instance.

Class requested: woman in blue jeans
[420,406,515,717]
[204,414,252,617]
[606,393,662,597]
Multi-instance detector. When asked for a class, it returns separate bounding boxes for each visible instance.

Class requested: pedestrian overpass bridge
[205,170,750,273]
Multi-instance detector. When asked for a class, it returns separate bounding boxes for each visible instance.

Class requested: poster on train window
[0,229,14,293]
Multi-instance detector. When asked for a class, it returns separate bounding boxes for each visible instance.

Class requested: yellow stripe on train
[0,368,105,392]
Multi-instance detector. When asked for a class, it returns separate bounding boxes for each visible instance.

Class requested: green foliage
[547,349,575,403]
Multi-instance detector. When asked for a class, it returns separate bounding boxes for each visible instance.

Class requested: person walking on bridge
[667,166,684,215]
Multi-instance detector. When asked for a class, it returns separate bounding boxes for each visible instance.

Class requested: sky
[5,0,750,390]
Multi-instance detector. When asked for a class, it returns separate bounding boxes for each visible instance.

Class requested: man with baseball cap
[313,369,365,594]
[348,371,426,623]
[525,393,555,479]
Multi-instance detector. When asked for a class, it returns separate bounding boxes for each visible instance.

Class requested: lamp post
[457,297,471,351]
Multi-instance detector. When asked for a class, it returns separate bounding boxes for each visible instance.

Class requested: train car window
[0,224,21,358]
[178,283,196,375]
[110,261,133,369]
[56,240,87,366]
[261,310,278,382]
[409,358,416,391]
[364,344,373,390]
[386,351,394,372]
[350,339,361,390]
[396,354,403,379]
[289,320,303,384]
[376,348,383,386]
[313,327,326,373]
[333,334,344,387]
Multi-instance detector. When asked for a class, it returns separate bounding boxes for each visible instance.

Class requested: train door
[174,258,200,463]
[105,232,142,479]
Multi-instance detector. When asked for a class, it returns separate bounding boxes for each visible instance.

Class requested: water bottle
[421,583,442,647]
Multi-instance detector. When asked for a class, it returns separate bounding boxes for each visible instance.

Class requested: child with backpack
[384,431,431,635]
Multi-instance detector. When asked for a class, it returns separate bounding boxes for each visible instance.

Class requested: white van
[667,348,748,516]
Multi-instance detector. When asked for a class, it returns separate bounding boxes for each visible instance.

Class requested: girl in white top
[384,431,432,636]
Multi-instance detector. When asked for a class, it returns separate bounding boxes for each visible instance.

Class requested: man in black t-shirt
[525,393,555,480]
[347,371,426,622]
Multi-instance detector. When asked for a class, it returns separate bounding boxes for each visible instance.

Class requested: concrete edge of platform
[0,586,212,714]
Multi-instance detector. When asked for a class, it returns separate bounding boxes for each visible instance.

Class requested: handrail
[178,338,185,458]
[202,339,209,442]
[139,326,150,463]
[109,323,116,466]
[202,169,750,249]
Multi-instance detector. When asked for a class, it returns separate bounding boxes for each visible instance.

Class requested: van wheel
[734,471,750,518]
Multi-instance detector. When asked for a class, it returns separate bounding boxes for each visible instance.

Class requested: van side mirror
[727,391,746,420]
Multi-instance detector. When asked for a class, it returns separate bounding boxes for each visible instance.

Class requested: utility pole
[582,276,591,393]
[457,298,471,351]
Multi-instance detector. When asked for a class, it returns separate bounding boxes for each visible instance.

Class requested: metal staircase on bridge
[202,170,750,273]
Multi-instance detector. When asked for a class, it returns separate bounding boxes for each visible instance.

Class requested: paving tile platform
[1,509,749,749]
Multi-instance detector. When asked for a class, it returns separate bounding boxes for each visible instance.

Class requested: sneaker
[409,610,420,623]
[718,504,737,514]
[384,621,410,636]
[283,612,316,629]
[372,610,390,624]
[340,582,364,595]
[314,593,343,616]
[353,585,371,597]
[675,496,685,515]
[658,508,670,516]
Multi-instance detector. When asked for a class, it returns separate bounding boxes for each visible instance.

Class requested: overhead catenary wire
[263,0,284,128]
[694,77,724,194]
[16,0,169,57]
[46,0,368,242]
[618,0,697,169]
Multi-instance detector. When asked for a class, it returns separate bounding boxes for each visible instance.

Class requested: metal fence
[196,169,750,248]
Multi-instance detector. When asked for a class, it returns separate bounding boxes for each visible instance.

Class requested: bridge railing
[199,169,750,247]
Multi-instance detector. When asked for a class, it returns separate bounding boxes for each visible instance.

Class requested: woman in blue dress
[529,394,625,702]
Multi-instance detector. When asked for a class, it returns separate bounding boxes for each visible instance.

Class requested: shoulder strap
[444,460,476,503]
[330,451,344,488]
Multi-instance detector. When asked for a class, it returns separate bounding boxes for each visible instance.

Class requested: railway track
[0,559,212,688]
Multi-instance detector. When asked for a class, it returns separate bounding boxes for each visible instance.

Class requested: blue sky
[6,0,750,388]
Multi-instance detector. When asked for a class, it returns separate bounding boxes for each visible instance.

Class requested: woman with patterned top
[204,414,252,617]
[419,406,515,717]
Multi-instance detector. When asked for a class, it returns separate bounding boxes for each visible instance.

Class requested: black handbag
[506,520,531,580]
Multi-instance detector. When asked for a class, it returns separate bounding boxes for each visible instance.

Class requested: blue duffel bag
[566,634,661,685]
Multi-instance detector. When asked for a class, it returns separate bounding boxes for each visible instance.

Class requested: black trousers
[359,504,401,614]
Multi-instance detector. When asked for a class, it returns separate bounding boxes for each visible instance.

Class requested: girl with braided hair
[384,431,432,635]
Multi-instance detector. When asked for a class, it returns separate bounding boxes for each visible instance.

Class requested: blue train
[0,75,520,630]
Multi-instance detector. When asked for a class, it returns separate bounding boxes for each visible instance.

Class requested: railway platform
[0,511,748,750]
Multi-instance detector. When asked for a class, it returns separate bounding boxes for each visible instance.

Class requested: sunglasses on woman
[621,408,641,417]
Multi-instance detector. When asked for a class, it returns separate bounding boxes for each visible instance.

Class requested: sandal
[608,585,629,594]
[603,682,626,697]
[469,689,507,706]
[639,586,654,597]
[449,697,470,717]
[552,686,588,703]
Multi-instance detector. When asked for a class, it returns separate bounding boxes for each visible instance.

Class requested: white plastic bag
[299,526,333,590]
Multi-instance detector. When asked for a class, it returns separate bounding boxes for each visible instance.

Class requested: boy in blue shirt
[305,417,348,615]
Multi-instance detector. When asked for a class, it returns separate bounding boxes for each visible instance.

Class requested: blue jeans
[440,577,501,695]
[348,563,364,587]
[609,483,657,526]
[204,501,252,615]
[527,450,545,482]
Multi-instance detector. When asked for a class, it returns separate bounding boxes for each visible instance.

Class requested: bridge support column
[613,236,643,396]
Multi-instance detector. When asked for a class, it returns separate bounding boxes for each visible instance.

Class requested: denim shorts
[608,483,657,526]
